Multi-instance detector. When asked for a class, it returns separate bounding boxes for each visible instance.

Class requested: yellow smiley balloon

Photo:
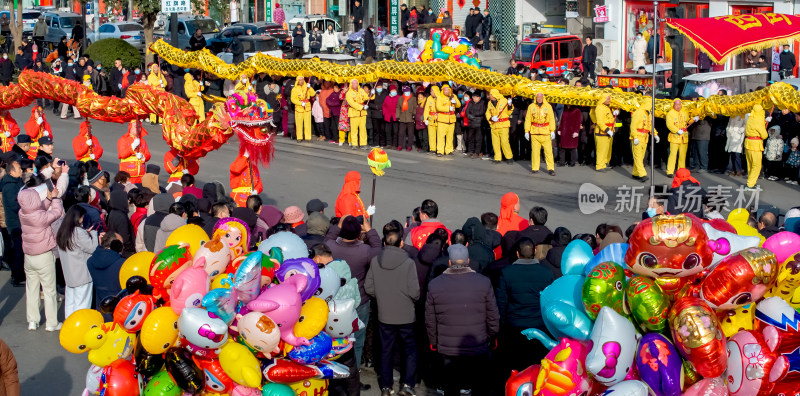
[59,309,104,354]
[293,297,329,339]
[166,224,210,257]
[140,307,180,354]
[119,251,155,288]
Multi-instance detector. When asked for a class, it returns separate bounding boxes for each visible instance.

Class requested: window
[570,40,581,58]
[118,24,143,32]
[59,17,82,28]
[241,40,254,52]
[539,43,554,62]
[99,25,113,33]
[45,16,51,26]
[186,19,219,34]
[223,29,234,38]
[515,43,537,62]
[559,41,571,60]
[254,39,279,51]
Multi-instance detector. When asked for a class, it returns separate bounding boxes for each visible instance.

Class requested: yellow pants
[745,149,762,187]
[349,116,367,147]
[436,123,454,155]
[190,98,205,121]
[594,135,612,170]
[631,137,649,177]
[339,129,348,144]
[667,142,688,175]
[149,114,159,124]
[427,123,438,152]
[296,111,312,141]
[491,127,512,161]
[531,134,554,171]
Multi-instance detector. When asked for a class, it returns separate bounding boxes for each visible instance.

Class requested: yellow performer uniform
[146,66,166,124]
[291,76,316,141]
[594,94,616,171]
[486,89,513,162]
[435,86,461,155]
[666,99,692,176]
[346,80,369,147]
[234,75,255,98]
[744,104,768,188]
[184,74,205,122]
[524,95,556,173]
[423,86,440,153]
[629,97,658,180]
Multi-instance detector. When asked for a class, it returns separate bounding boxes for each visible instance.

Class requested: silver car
[97,22,145,51]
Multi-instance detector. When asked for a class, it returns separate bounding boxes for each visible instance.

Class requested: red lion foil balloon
[669,297,727,378]
[726,326,788,396]
[625,214,714,297]
[700,247,778,310]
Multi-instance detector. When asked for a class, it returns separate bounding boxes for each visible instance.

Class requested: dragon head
[225,93,274,165]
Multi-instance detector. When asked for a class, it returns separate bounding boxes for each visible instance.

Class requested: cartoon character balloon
[585,307,640,386]
[325,299,363,339]
[100,359,141,396]
[219,341,262,388]
[196,357,234,394]
[165,224,210,256]
[582,261,627,320]
[534,338,593,395]
[726,326,788,396]
[113,291,158,332]
[247,274,310,346]
[702,223,760,266]
[700,247,778,309]
[60,309,105,354]
[275,258,321,301]
[626,276,669,334]
[149,243,193,302]
[194,237,232,278]
[257,231,308,260]
[140,307,180,354]
[764,252,800,310]
[668,297,727,378]
[213,217,250,259]
[234,312,282,358]
[178,307,229,349]
[635,333,681,396]
[84,322,137,367]
[170,259,210,315]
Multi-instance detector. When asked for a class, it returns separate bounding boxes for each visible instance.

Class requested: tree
[9,0,24,52]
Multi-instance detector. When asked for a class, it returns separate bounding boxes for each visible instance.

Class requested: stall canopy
[665,13,800,63]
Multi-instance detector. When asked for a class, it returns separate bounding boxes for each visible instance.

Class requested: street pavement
[1,105,799,395]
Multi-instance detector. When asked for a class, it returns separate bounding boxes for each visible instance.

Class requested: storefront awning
[665,13,800,63]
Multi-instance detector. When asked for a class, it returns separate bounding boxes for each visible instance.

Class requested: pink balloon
[763,231,800,263]
[170,259,210,315]
[682,378,728,396]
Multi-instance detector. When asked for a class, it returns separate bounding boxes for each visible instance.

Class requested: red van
[512,34,583,77]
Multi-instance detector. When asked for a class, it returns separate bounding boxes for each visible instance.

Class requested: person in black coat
[229,36,244,64]
[189,28,207,51]
[351,0,364,32]
[779,44,796,79]
[87,234,126,320]
[13,46,31,71]
[400,4,410,36]
[369,84,388,146]
[292,23,306,59]
[0,51,13,86]
[480,9,492,50]
[363,25,376,62]
[581,37,597,81]
[106,189,135,257]
[57,36,69,60]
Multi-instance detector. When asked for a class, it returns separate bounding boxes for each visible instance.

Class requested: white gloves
[424,120,429,126]
[550,132,555,140]
[765,116,772,122]
[451,98,456,104]
[89,153,95,160]
[491,116,499,122]
[449,106,454,111]
[633,138,640,145]
[677,129,684,135]
[370,89,375,95]
[655,135,660,143]
[86,138,92,146]
[301,102,306,107]
[43,131,49,137]
[243,150,250,158]
[507,98,512,105]
[608,130,614,137]
[613,110,619,116]
[307,83,311,88]
[366,205,376,216]
[572,132,579,138]
[3,132,9,138]
[132,138,140,148]
[693,116,700,122]
[524,132,530,141]
[197,92,201,97]
[363,105,369,110]
[117,83,122,89]
[36,117,43,125]
[136,152,143,160]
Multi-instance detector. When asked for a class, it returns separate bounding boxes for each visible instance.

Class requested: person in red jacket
[164,148,199,186]
[23,106,52,159]
[0,110,20,153]
[407,199,451,249]
[229,151,262,208]
[72,120,103,163]
[117,120,151,183]
[335,170,375,219]
[496,192,528,236]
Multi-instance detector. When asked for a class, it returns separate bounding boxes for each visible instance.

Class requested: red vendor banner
[665,13,800,63]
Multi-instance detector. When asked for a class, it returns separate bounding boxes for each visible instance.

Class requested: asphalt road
[2,105,799,395]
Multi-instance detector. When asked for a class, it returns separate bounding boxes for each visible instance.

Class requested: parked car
[681,68,769,99]
[512,33,582,78]
[162,15,220,50]
[217,35,283,64]
[287,14,341,53]
[0,9,41,32]
[253,21,291,53]
[96,22,145,51]
[42,11,94,47]
[206,24,259,53]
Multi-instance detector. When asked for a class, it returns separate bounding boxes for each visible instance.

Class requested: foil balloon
[763,231,800,263]
[165,224,210,256]
[726,326,788,396]
[288,378,328,396]
[534,338,593,396]
[719,303,755,338]
[539,274,594,342]
[294,297,329,339]
[582,261,627,320]
[406,47,420,63]
[753,296,800,395]
[603,380,652,396]
[585,307,640,386]
[195,357,234,394]
[234,312,281,358]
[194,237,232,277]
[325,299,363,339]
[134,337,166,378]
[119,251,155,288]
[259,248,282,286]
[261,383,295,396]
[681,377,728,396]
[634,333,681,396]
[170,259,210,315]
[315,265,341,303]
[700,247,778,309]
[212,217,250,259]
[231,385,261,396]
[233,251,263,303]
[329,260,360,305]
[60,309,105,354]
[178,307,229,349]
[505,364,540,396]
[702,223,760,266]
[257,231,308,260]
[100,359,141,396]
[164,347,203,394]
[140,307,180,354]
[626,276,669,334]
[218,341,262,388]
[262,358,320,384]
[561,240,594,276]
[668,297,727,378]
[113,291,157,332]
[584,243,629,276]
[728,208,766,245]
[624,214,713,292]
[84,364,103,395]
[330,337,352,358]
[85,322,136,367]
[210,273,232,290]
[247,274,310,346]
[202,286,239,325]
[764,252,800,310]
[142,370,181,396]
[149,243,193,301]
[286,332,333,365]
[275,258,321,301]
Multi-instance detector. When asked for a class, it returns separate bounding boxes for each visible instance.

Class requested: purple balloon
[275,258,321,301]
[635,333,682,396]
[406,47,421,62]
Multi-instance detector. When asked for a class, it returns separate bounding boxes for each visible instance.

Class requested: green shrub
[85,38,142,70]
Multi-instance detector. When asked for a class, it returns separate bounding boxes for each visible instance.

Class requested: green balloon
[143,370,181,396]
[582,261,627,320]
[626,275,670,334]
[262,383,296,396]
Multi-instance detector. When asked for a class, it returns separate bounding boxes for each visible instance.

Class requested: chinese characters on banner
[594,5,609,23]
[161,0,191,13]
[390,0,399,35]
[264,0,273,22]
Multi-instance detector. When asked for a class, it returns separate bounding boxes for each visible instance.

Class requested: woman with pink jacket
[18,187,64,332]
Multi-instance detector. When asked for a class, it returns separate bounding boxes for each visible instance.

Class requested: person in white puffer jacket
[321,24,339,54]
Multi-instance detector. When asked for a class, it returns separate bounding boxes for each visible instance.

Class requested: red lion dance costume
[0,110,20,153]
[118,120,151,183]
[23,106,52,159]
[72,120,103,163]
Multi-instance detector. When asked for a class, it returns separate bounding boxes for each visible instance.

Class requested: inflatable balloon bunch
[411,30,481,68]
[507,213,800,396]
[60,221,362,396]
